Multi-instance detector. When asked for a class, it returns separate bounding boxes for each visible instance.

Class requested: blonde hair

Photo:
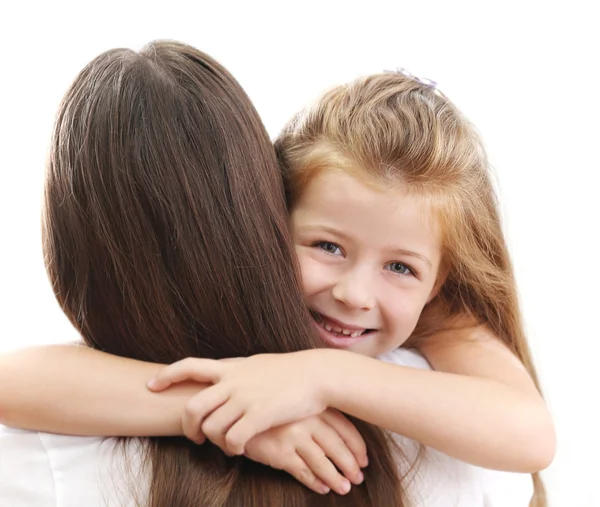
[275,72,546,506]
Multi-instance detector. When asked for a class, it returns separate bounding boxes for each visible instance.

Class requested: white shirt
[0,349,533,506]
[0,429,147,507]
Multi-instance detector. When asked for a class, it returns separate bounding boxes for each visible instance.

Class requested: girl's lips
[311,317,373,349]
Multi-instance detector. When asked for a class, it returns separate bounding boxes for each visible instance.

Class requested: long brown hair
[275,72,546,506]
[42,41,405,506]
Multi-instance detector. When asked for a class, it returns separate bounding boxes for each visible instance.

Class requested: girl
[0,68,553,505]
[147,71,555,504]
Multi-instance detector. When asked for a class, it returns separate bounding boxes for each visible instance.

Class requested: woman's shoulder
[0,426,146,506]
[378,347,432,369]
[376,350,534,506]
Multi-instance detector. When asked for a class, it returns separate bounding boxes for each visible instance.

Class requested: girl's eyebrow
[390,248,432,267]
[297,224,352,241]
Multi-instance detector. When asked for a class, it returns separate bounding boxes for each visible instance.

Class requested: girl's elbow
[522,413,556,472]
[533,428,556,471]
[0,405,18,428]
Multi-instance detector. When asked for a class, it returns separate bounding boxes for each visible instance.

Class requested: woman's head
[276,72,533,364]
[43,41,405,506]
[43,40,324,362]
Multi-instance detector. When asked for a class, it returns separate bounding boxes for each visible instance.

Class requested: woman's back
[0,428,144,507]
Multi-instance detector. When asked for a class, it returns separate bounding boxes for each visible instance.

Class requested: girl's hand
[147,350,332,455]
[244,409,367,495]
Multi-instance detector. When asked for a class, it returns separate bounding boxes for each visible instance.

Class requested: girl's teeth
[324,323,342,333]
[322,320,366,338]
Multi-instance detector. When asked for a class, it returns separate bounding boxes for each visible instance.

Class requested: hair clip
[384,67,437,89]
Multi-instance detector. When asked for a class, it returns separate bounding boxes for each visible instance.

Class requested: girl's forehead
[294,166,439,227]
[291,167,442,258]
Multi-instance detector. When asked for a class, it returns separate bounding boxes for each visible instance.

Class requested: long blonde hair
[275,72,546,506]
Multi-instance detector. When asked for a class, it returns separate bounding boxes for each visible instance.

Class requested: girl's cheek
[299,257,332,294]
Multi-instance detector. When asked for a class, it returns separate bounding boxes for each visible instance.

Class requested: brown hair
[42,41,405,506]
[275,72,545,506]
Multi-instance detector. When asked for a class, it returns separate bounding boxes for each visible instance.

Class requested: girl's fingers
[201,401,244,453]
[296,435,352,495]
[225,409,273,456]
[310,418,363,486]
[147,358,224,391]
[322,409,369,468]
[182,384,229,443]
[281,454,331,495]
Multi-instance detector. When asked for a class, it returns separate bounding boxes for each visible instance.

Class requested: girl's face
[291,167,443,358]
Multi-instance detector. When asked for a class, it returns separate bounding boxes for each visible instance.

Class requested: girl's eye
[387,262,413,276]
[317,241,342,256]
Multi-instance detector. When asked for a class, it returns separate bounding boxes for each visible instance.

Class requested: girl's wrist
[300,348,355,410]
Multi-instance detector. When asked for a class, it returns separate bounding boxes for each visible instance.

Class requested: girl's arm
[0,344,366,495]
[333,329,556,473]
[150,340,555,473]
[416,324,556,471]
[0,344,201,435]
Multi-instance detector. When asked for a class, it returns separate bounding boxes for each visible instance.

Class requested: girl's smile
[309,309,378,348]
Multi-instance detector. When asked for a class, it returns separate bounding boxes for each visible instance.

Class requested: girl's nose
[331,272,375,311]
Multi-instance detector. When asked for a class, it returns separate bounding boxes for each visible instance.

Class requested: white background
[0,1,598,505]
